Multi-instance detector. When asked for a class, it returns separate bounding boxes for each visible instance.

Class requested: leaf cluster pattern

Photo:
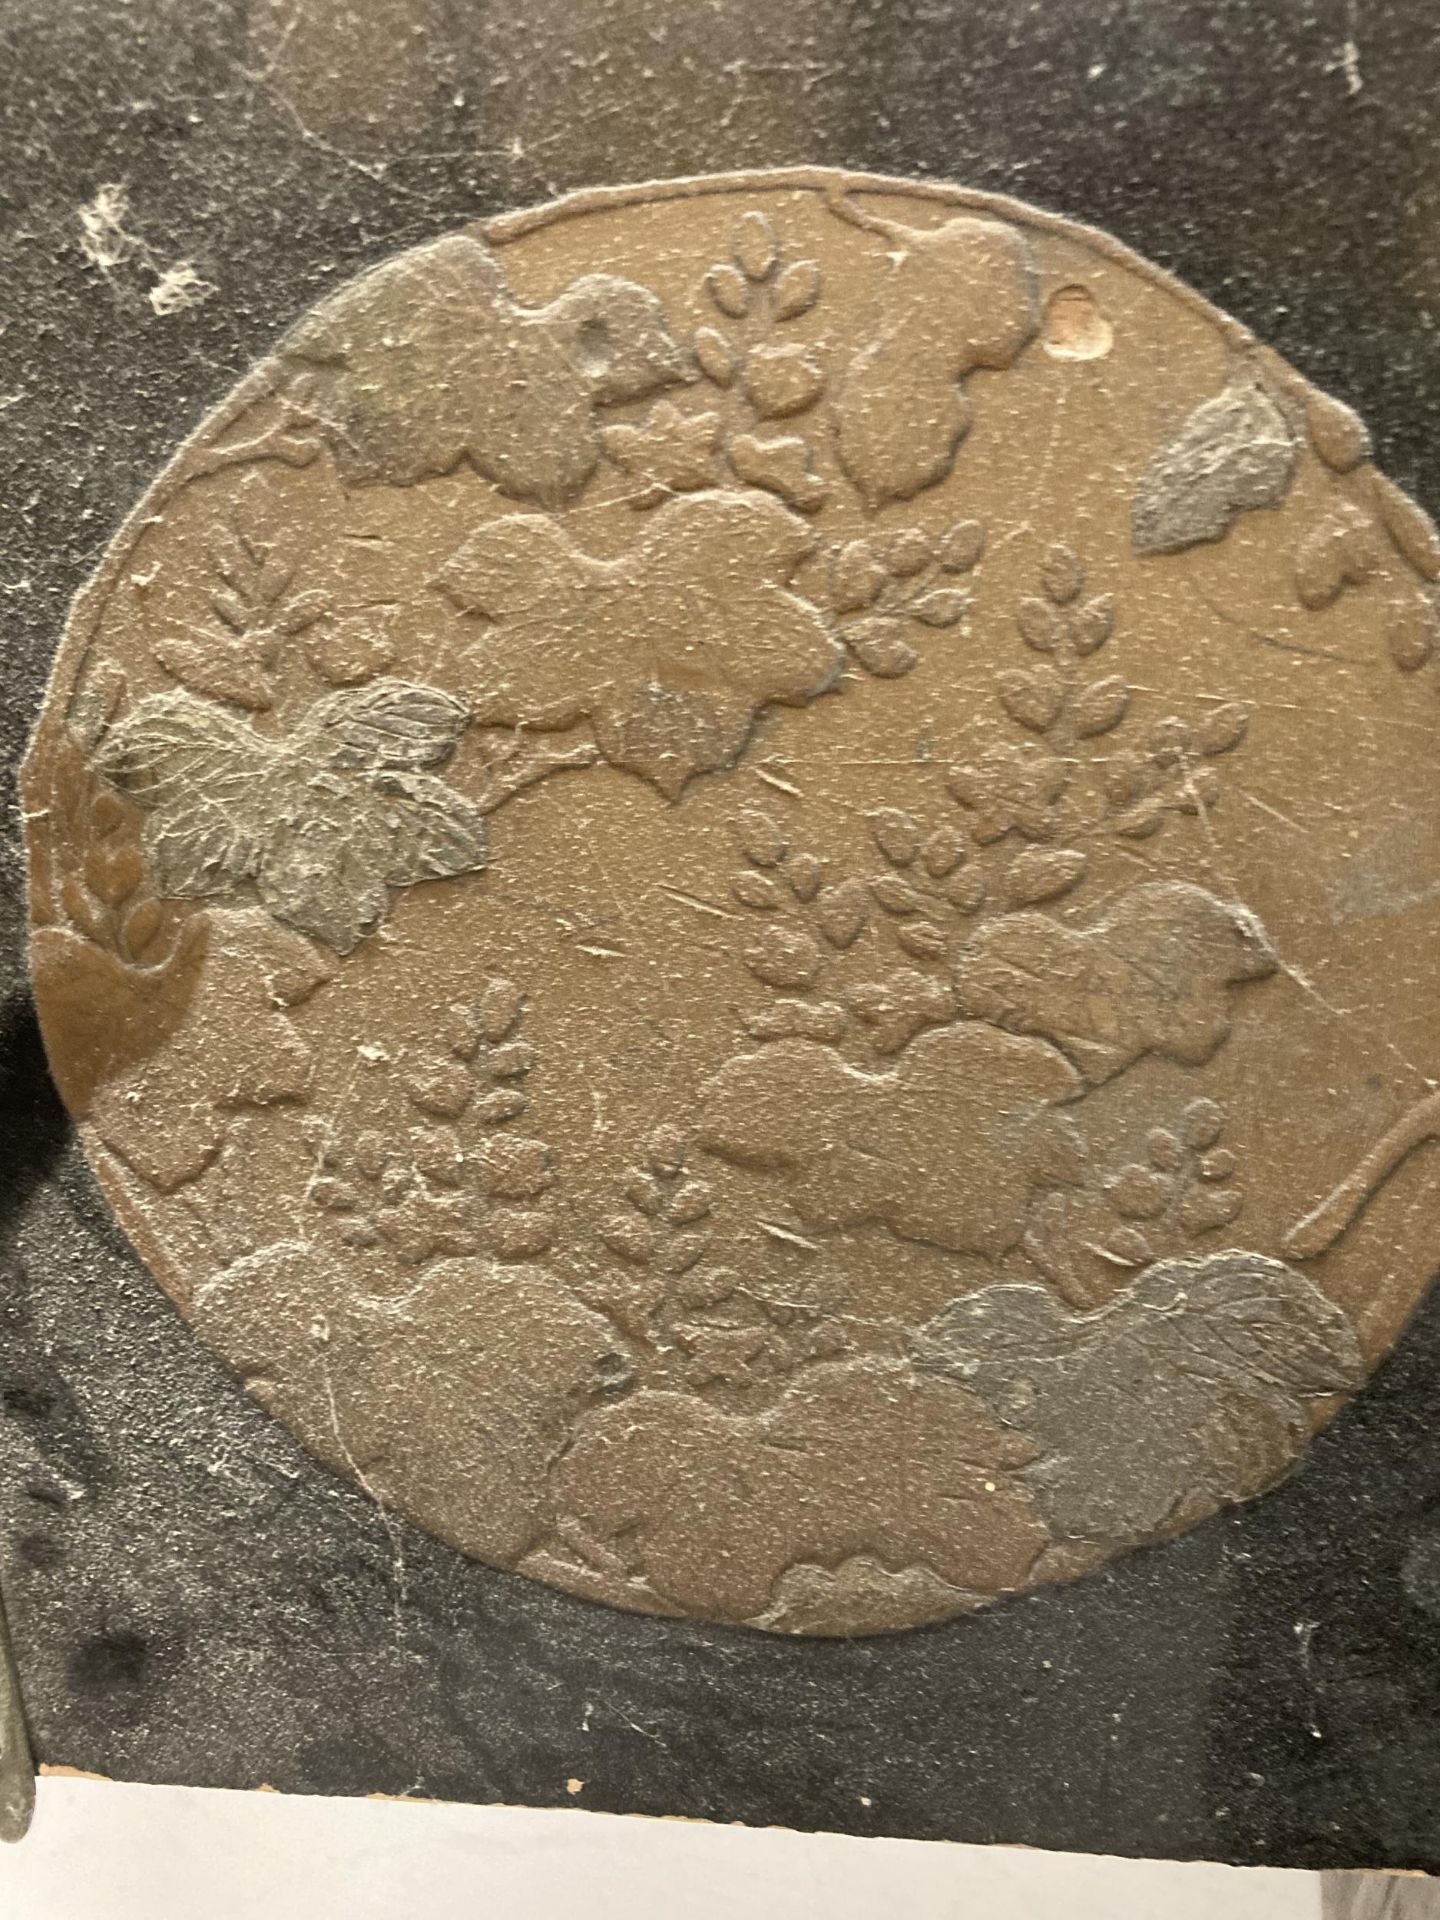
[95,678,486,952]
[306,976,558,1267]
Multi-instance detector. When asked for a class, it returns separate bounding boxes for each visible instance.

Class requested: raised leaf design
[916,1252,1363,1541]
[732,212,778,282]
[951,880,1276,1083]
[307,679,470,770]
[843,616,919,679]
[1071,674,1131,738]
[1132,376,1296,555]
[814,879,870,948]
[835,215,1039,507]
[150,627,276,712]
[1016,596,1063,652]
[870,808,921,867]
[438,491,841,798]
[1039,543,1083,606]
[909,587,970,628]
[936,519,985,572]
[997,666,1064,733]
[734,809,788,868]
[1071,593,1115,655]
[693,326,737,387]
[771,258,822,321]
[707,263,751,317]
[829,538,886,613]
[96,679,486,953]
[1002,846,1087,907]
[1198,702,1250,755]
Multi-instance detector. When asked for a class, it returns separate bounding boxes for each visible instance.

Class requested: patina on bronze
[21,169,1440,1636]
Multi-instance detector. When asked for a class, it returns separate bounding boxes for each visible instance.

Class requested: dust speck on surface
[76,181,215,316]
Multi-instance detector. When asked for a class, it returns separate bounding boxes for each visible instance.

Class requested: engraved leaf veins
[1132,375,1296,555]
[95,679,486,952]
[916,1250,1364,1543]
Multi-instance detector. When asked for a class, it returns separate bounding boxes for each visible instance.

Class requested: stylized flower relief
[32,907,333,1193]
[602,400,723,504]
[283,232,684,501]
[695,1024,1085,1259]
[437,489,845,797]
[94,678,487,953]
[946,740,1069,843]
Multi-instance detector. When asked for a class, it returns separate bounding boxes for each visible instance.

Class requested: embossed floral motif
[143,472,403,711]
[1099,710,1249,837]
[696,1025,1084,1259]
[1012,541,1115,659]
[1098,1097,1245,1260]
[567,1120,852,1393]
[40,706,175,976]
[438,489,843,797]
[307,975,559,1268]
[28,172,1440,1655]
[1020,1095,1250,1309]
[709,545,1260,1059]
[602,401,723,505]
[962,544,1252,862]
[95,678,486,953]
[578,1126,720,1341]
[689,210,830,514]
[822,520,979,679]
[145,477,327,712]
[946,740,1069,843]
[285,233,683,500]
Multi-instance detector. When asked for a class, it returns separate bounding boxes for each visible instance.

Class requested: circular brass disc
[23,170,1440,1636]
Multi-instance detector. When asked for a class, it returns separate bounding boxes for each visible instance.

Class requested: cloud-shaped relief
[437,490,844,797]
[192,1247,630,1568]
[284,233,684,501]
[834,214,1039,508]
[553,1356,1045,1624]
[696,1024,1084,1259]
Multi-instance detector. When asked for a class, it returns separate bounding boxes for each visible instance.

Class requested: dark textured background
[2,0,1439,1870]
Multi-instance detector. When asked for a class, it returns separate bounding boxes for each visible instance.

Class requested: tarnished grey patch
[915,1251,1363,1544]
[94,679,487,953]
[1132,378,1296,554]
